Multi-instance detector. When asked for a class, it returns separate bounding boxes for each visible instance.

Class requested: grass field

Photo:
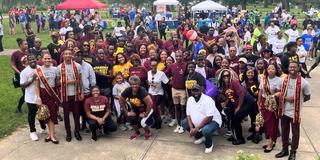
[0,56,27,138]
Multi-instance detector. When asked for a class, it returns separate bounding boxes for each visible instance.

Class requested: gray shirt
[80,61,96,95]
[38,66,57,88]
[56,62,82,96]
[259,76,282,98]
[284,77,310,118]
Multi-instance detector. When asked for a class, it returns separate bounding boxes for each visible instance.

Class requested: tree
[264,0,269,8]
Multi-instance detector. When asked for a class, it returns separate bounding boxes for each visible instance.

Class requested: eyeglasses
[83,44,89,47]
[223,74,230,78]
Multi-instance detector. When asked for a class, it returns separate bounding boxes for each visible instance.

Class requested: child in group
[113,72,131,131]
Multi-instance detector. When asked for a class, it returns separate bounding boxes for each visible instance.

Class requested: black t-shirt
[278,52,299,74]
[121,86,149,113]
[239,54,259,67]
[91,59,113,89]
[185,72,206,96]
[199,25,209,34]
[47,43,61,65]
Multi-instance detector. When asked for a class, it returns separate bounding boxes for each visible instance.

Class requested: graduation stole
[37,67,62,104]
[262,76,272,96]
[278,75,302,123]
[60,61,80,102]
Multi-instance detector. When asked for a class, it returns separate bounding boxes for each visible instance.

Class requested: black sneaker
[58,114,63,121]
[288,152,296,160]
[91,133,97,141]
[74,132,82,141]
[232,139,246,145]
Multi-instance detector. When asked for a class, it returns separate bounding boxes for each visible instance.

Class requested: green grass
[0,56,27,138]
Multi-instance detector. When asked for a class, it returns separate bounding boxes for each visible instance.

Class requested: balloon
[205,80,218,98]
[186,30,198,41]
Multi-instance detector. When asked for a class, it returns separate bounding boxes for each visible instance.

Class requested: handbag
[36,104,50,121]
[265,95,277,112]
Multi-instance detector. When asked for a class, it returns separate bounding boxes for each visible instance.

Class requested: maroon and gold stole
[60,61,81,102]
[37,67,61,104]
[262,76,272,96]
[278,75,302,123]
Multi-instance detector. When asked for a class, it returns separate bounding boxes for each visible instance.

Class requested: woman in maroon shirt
[129,54,148,89]
[11,38,28,113]
[217,69,255,145]
[85,86,117,141]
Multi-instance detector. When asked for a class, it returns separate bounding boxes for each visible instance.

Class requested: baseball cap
[239,57,248,64]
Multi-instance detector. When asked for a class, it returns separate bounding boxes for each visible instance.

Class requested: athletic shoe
[168,119,177,127]
[205,143,214,153]
[30,132,39,141]
[41,128,48,134]
[125,122,133,130]
[178,126,185,134]
[144,130,152,140]
[194,137,205,144]
[119,124,128,131]
[173,125,180,133]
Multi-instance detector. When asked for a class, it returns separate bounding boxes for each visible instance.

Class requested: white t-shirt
[59,26,73,36]
[186,94,222,127]
[20,66,38,104]
[147,71,169,95]
[195,66,206,79]
[266,26,280,43]
[113,26,126,37]
[0,23,3,36]
[38,66,57,88]
[284,77,310,118]
[297,45,307,63]
[285,29,300,42]
[244,31,251,43]
[271,38,287,55]
[112,81,130,117]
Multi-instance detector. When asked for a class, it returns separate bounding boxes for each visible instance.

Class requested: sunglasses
[83,44,89,47]
[223,74,230,78]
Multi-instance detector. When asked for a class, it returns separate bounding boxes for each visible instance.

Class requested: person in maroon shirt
[80,25,98,51]
[163,31,183,52]
[105,45,115,65]
[11,38,28,113]
[149,31,164,50]
[131,29,150,49]
[143,48,158,70]
[164,50,187,133]
[228,47,239,74]
[124,42,136,58]
[130,54,148,89]
[217,69,255,145]
[85,86,117,141]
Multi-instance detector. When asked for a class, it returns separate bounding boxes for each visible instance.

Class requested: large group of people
[9,5,317,160]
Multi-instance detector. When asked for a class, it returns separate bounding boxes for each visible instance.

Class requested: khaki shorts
[172,88,187,105]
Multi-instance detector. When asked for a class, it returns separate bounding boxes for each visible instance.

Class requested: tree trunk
[264,0,269,8]
[241,0,247,10]
[281,0,290,11]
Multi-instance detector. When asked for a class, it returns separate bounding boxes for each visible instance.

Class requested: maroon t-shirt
[163,39,183,52]
[223,80,244,107]
[165,62,187,90]
[11,50,27,72]
[84,96,109,118]
[129,66,148,88]
[230,57,239,75]
[144,60,151,71]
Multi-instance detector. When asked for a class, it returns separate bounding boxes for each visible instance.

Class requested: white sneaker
[40,128,48,134]
[125,123,133,130]
[173,125,180,133]
[194,137,205,144]
[178,126,185,134]
[168,119,177,127]
[204,143,214,154]
[30,132,39,141]
[119,124,128,131]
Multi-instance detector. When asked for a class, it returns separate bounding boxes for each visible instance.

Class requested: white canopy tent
[191,0,227,12]
[153,0,179,6]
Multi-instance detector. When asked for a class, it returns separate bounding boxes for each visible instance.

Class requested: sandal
[44,137,51,142]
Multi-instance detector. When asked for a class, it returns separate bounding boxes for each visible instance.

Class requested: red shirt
[11,50,27,72]
[84,96,109,118]
[223,80,244,107]
[129,66,148,88]
[165,62,187,90]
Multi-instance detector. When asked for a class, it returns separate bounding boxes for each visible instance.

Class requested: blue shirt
[302,34,313,51]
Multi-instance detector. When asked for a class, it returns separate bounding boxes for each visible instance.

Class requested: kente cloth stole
[60,61,80,102]
[37,67,62,104]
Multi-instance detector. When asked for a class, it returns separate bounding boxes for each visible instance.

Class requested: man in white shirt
[113,21,126,38]
[59,19,73,40]
[285,24,300,42]
[20,54,46,141]
[181,84,222,153]
[265,22,280,43]
[271,31,287,55]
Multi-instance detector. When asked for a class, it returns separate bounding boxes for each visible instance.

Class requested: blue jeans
[181,118,219,148]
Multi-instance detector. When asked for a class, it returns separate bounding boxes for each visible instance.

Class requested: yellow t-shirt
[157,62,166,71]
[112,62,133,79]
[114,47,124,57]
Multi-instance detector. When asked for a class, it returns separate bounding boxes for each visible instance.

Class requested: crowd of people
[8,5,317,159]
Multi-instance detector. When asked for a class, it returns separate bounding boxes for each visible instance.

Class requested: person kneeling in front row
[85,86,117,141]
[181,84,222,153]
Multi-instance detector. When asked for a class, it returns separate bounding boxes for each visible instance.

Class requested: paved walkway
[0,56,319,160]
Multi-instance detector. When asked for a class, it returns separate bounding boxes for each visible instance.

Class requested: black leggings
[17,88,25,111]
[27,103,46,132]
[224,94,255,140]
[159,30,166,40]
[0,35,3,52]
